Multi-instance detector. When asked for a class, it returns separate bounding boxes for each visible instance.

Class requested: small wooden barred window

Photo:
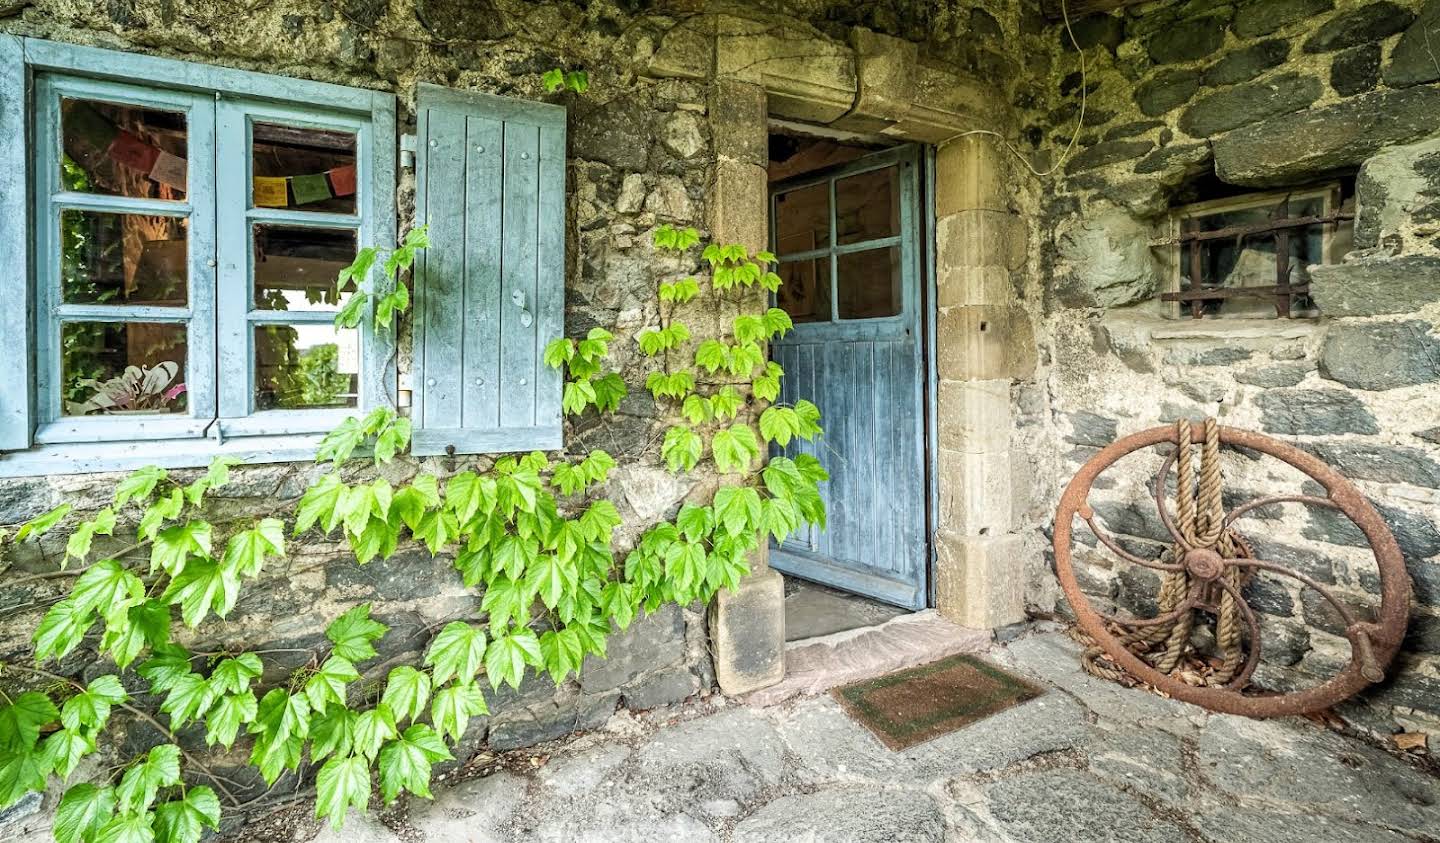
[1155,185,1354,320]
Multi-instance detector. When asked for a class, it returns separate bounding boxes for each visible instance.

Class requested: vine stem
[0,662,243,809]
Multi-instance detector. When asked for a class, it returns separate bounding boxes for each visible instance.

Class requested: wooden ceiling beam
[1042,0,1157,21]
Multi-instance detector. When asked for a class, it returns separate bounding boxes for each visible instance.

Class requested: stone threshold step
[745,610,993,707]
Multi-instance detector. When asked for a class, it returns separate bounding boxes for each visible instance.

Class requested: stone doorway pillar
[706,78,788,694]
[931,135,1032,628]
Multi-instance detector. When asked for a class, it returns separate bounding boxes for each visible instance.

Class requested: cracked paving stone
[404,770,527,842]
[996,635,1208,737]
[1196,714,1440,831]
[731,784,945,843]
[982,768,1190,842]
[1192,807,1415,843]
[626,706,785,805]
[1089,728,1191,803]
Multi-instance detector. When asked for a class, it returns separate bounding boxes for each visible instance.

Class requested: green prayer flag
[291,173,332,206]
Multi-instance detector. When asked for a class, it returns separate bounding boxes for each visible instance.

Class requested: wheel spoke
[1092,581,1200,629]
[1078,507,1185,573]
[1224,494,1338,527]
[1225,557,1362,629]
[1152,451,1191,549]
[1214,575,1262,690]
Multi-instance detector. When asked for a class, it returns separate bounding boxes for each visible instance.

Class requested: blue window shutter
[412,85,565,456]
[0,35,31,452]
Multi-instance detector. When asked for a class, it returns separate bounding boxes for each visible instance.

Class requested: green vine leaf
[430,681,488,743]
[661,426,702,473]
[305,656,361,713]
[60,675,126,734]
[65,507,116,566]
[114,466,166,509]
[377,724,452,804]
[711,423,760,474]
[484,629,543,690]
[17,503,72,542]
[153,785,221,843]
[150,521,212,577]
[161,557,239,628]
[381,666,432,724]
[54,783,115,843]
[326,603,390,663]
[114,743,180,814]
[204,691,257,750]
[352,704,398,761]
[424,622,488,686]
[315,754,371,830]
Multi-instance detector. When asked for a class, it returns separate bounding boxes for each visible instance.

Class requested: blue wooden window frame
[0,37,396,477]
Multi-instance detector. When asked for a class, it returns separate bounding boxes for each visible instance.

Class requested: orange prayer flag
[328,164,357,197]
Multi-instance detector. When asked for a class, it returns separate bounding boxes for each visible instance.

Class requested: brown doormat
[832,653,1044,750]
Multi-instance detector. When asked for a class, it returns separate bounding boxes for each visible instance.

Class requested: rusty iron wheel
[1053,422,1412,717]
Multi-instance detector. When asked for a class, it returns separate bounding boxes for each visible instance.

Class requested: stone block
[1331,44,1382,96]
[1054,208,1155,308]
[1301,441,1440,489]
[935,305,1037,382]
[1179,73,1323,138]
[935,210,1027,272]
[934,530,1026,628]
[709,566,785,694]
[1203,40,1291,88]
[938,448,1013,536]
[1214,85,1440,186]
[935,136,1008,216]
[642,15,714,80]
[828,28,916,134]
[1134,69,1200,117]
[1302,2,1414,53]
[1065,410,1118,448]
[1310,256,1440,316]
[937,264,1011,309]
[1233,0,1335,38]
[1253,388,1379,436]
[708,79,767,167]
[707,159,767,254]
[1318,320,1440,391]
[938,379,1011,453]
[715,14,856,123]
[897,64,1001,143]
[1065,139,1155,174]
[1385,0,1440,87]
[1353,136,1440,250]
[1147,13,1227,65]
[579,603,685,693]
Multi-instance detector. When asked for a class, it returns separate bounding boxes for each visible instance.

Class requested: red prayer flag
[107,131,160,174]
[328,164,357,197]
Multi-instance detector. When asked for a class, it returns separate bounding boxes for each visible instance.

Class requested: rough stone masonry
[0,0,1439,834]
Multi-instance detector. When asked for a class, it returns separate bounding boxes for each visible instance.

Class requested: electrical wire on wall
[938,0,1088,179]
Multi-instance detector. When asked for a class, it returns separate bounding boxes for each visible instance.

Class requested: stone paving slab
[307,630,1440,843]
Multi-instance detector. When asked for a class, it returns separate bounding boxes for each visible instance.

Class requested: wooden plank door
[768,145,928,609]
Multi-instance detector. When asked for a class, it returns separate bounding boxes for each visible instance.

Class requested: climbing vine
[0,196,826,842]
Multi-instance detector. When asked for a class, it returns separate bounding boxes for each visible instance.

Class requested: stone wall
[1030,0,1440,740]
[0,0,807,813]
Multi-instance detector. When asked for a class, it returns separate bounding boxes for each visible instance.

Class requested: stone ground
[297,629,1440,843]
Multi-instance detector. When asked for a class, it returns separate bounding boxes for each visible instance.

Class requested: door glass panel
[835,166,899,245]
[836,247,901,319]
[61,322,188,415]
[253,225,357,311]
[254,324,359,410]
[251,122,357,214]
[60,210,188,306]
[776,258,831,323]
[774,182,830,254]
[60,98,188,200]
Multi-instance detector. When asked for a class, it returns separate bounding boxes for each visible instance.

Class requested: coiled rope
[1080,418,1249,688]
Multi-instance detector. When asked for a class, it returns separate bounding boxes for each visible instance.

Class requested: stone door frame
[641,13,1032,693]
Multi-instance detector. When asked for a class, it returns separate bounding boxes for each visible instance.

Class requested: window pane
[776,258,831,323]
[835,166,899,245]
[61,322,188,416]
[252,123,357,214]
[774,183,830,254]
[254,325,359,410]
[61,98,187,200]
[253,225,357,311]
[837,247,901,319]
[60,210,188,306]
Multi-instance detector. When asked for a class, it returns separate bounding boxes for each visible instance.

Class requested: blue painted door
[768,145,928,609]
